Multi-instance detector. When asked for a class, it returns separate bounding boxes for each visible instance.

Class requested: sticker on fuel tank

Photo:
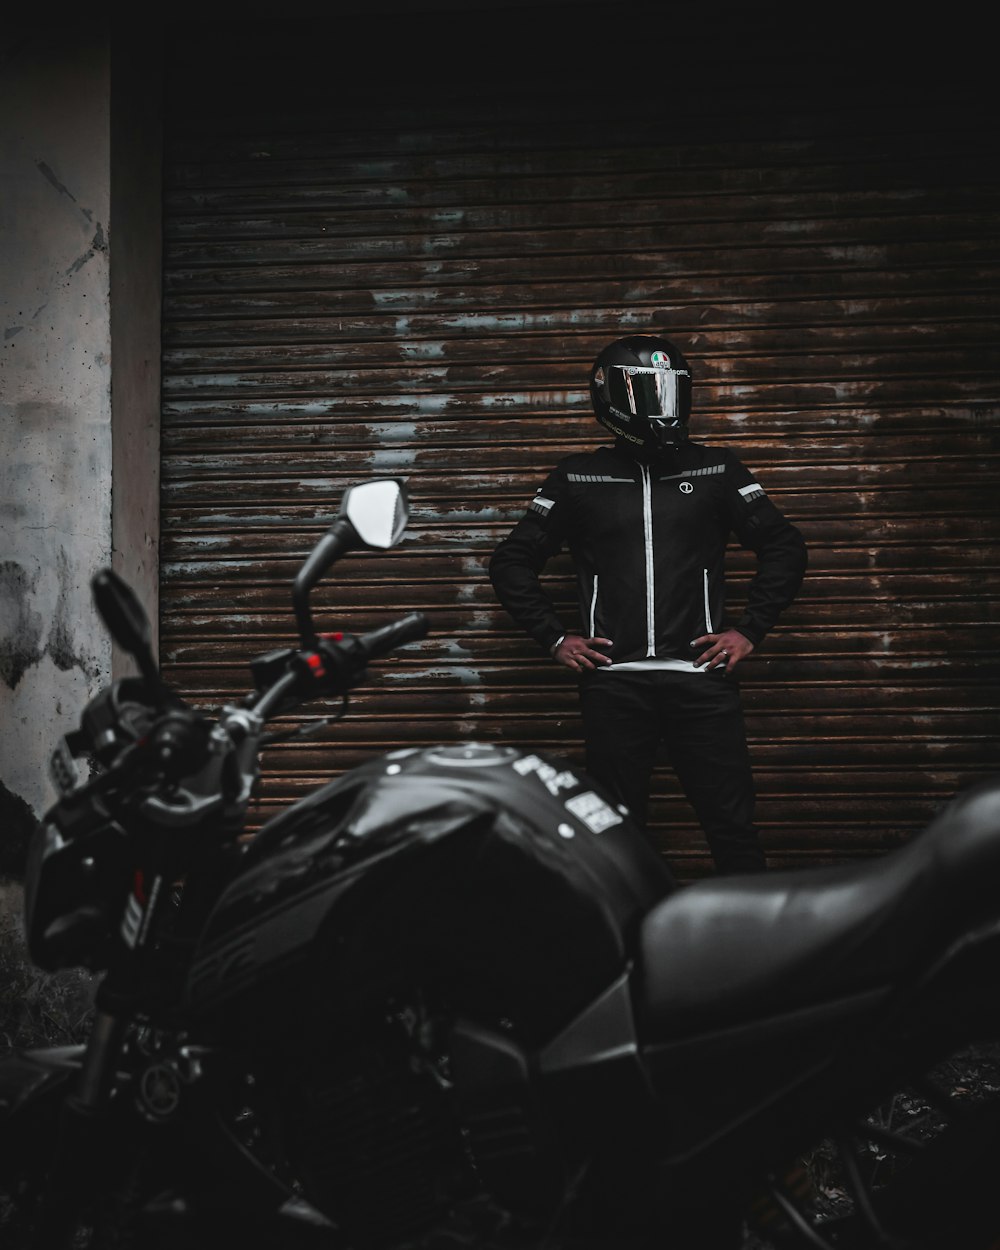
[511,755,623,834]
[564,791,623,834]
[512,753,579,796]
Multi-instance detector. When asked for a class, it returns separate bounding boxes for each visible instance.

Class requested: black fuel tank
[186,743,676,1041]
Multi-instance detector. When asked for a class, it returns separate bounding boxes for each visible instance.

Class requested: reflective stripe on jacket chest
[641,466,656,656]
[643,467,715,654]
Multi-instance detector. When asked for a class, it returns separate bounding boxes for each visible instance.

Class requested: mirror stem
[293,518,356,647]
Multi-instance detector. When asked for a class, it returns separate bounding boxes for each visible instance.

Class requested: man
[488,334,807,874]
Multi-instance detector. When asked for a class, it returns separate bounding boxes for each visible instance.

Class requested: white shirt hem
[602,659,705,673]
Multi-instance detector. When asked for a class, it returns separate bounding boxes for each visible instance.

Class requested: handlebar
[251,610,429,721]
[50,609,430,840]
[45,484,426,854]
[358,611,429,663]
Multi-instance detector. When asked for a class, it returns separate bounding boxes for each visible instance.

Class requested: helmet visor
[607,365,688,421]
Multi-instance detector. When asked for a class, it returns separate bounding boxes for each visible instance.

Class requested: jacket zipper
[703,568,713,634]
[589,574,599,637]
[641,466,656,656]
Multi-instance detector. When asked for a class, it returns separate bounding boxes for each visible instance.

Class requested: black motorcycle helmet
[589,334,693,452]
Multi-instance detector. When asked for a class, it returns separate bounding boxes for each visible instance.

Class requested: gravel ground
[742,1038,1000,1248]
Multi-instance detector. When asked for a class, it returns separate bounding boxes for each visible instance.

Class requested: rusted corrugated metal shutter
[159,8,1000,880]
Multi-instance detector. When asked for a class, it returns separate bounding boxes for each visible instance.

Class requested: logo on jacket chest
[661,463,726,497]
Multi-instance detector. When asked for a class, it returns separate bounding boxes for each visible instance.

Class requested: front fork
[29,859,163,1249]
[72,1009,127,1112]
[30,1004,128,1249]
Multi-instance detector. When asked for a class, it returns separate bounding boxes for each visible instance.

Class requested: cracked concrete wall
[1,32,114,869]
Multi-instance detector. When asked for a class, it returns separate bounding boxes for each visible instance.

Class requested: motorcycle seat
[636,777,1000,1038]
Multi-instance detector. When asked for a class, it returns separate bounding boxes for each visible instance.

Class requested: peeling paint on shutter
[160,8,1000,880]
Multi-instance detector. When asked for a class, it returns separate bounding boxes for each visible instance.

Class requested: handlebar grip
[358,612,429,663]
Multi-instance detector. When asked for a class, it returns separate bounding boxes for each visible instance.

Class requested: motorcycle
[2,475,1000,1250]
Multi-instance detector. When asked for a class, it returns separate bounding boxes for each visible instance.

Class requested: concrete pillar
[0,25,161,918]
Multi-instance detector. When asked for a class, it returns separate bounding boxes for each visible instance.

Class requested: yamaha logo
[679,481,694,494]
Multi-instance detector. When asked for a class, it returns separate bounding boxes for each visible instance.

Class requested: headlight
[24,817,129,972]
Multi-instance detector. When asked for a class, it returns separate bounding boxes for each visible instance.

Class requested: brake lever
[260,695,349,746]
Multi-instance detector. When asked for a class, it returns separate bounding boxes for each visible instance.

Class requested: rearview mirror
[293,478,411,646]
[91,569,162,691]
[343,479,409,549]
[92,569,152,658]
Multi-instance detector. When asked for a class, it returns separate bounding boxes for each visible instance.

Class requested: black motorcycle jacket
[489,441,807,666]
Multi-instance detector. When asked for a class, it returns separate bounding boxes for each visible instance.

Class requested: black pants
[578,669,765,874]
